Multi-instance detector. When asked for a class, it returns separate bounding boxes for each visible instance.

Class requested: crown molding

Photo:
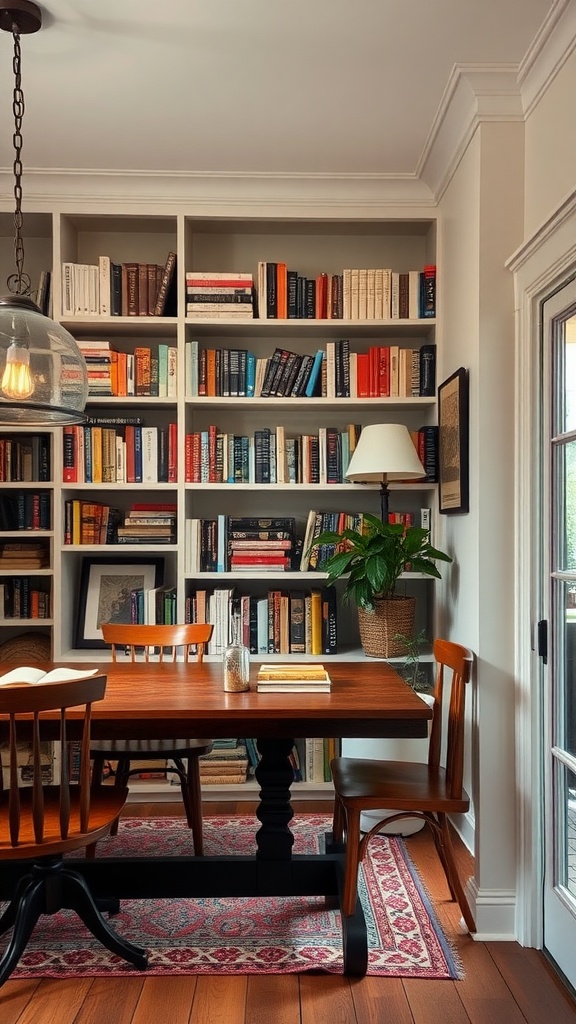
[418,64,523,201]
[0,167,436,210]
[518,0,576,117]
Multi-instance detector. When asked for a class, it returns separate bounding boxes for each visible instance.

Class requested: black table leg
[254,737,295,861]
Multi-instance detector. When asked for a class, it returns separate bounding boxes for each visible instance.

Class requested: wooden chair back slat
[430,638,472,800]
[100,623,213,665]
[0,676,107,850]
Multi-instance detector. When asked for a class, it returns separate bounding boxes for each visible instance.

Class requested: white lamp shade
[346,423,425,482]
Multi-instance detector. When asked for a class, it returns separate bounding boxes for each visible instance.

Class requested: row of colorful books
[300,508,430,571]
[184,424,361,485]
[61,252,176,318]
[185,585,337,657]
[0,435,51,483]
[0,577,51,620]
[184,515,298,573]
[184,340,435,399]
[0,492,51,532]
[63,420,178,484]
[255,262,436,321]
[77,340,178,397]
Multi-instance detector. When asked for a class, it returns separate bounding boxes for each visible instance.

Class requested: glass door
[542,281,576,986]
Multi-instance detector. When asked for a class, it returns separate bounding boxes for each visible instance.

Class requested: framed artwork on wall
[74,556,164,649]
[438,366,469,515]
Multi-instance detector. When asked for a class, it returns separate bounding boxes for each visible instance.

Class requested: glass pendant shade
[0,295,88,424]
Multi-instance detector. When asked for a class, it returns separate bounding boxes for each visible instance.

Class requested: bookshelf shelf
[186,396,436,410]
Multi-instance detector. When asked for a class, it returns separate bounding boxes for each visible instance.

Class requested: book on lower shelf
[257,664,331,693]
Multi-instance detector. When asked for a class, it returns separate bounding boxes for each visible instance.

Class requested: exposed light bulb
[1,341,34,400]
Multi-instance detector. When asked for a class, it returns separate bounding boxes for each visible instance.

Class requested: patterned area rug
[3,815,463,978]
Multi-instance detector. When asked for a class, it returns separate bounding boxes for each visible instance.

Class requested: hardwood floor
[2,800,576,1024]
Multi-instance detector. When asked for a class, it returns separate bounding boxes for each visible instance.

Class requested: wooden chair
[90,622,214,853]
[0,674,148,985]
[331,638,476,932]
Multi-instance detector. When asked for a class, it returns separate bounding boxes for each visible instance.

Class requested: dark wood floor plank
[487,944,576,1023]
[10,979,93,1024]
[130,977,197,1024]
[350,976,414,1023]
[0,980,41,1024]
[71,978,145,1024]
[450,942,530,1024]
[403,978,470,1023]
[246,975,301,1024]
[191,976,247,1024]
[300,975,357,1024]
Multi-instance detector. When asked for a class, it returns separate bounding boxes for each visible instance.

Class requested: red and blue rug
[3,814,463,978]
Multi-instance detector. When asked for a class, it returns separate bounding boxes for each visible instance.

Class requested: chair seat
[0,787,128,859]
[90,739,213,758]
[330,757,470,814]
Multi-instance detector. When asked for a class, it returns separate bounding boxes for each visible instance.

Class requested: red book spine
[378,346,390,397]
[168,422,177,482]
[125,425,135,483]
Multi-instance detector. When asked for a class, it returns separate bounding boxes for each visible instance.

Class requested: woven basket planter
[357,597,416,658]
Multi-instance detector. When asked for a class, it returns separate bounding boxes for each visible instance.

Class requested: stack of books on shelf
[0,435,50,483]
[117,503,177,546]
[185,271,255,319]
[257,664,331,693]
[196,739,249,785]
[254,262,436,321]
[0,541,50,570]
[62,251,177,318]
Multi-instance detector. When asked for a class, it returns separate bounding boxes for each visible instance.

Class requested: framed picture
[75,556,164,649]
[438,366,469,514]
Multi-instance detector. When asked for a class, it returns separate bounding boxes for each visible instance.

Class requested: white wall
[439,121,525,935]
[524,46,576,236]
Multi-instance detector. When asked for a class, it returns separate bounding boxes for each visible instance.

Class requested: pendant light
[0,1,87,425]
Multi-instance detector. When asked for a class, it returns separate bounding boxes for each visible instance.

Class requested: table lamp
[345,423,425,522]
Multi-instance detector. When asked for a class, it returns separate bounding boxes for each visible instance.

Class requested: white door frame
[507,187,576,946]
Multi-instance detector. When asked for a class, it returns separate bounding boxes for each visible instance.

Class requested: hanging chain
[7,21,31,296]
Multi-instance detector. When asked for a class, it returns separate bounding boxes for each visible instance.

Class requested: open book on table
[0,666,100,686]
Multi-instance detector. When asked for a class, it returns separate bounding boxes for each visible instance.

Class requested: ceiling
[0,0,554,181]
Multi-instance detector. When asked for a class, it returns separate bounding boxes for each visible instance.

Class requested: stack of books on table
[257,664,331,693]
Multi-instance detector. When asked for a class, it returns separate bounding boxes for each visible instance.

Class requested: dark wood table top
[0,659,432,740]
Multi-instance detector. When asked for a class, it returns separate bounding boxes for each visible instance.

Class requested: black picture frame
[74,556,164,649]
[438,367,469,515]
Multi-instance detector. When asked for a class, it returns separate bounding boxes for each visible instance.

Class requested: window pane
[563,440,576,572]
[564,319,576,433]
[557,762,576,900]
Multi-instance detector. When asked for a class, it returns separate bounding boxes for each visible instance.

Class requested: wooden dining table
[0,658,432,976]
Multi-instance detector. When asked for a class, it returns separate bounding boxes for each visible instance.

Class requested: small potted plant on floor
[308,513,452,658]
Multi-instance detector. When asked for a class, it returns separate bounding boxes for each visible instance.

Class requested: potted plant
[309,513,452,658]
